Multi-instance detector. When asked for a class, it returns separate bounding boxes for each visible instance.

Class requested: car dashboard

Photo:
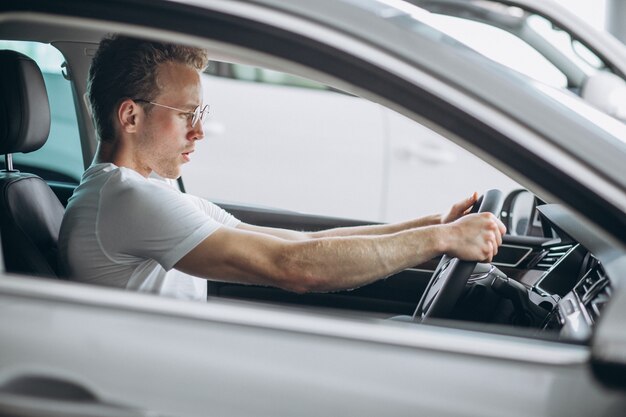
[537,243,612,339]
[495,204,617,341]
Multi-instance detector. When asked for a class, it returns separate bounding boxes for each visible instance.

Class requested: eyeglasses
[134,99,209,127]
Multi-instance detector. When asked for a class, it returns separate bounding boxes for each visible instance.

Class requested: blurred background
[556,0,625,43]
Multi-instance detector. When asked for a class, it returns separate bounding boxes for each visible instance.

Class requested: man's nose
[189,120,205,141]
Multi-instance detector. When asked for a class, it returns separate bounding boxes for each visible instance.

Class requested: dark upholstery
[0,50,65,278]
[0,174,65,276]
[0,50,51,154]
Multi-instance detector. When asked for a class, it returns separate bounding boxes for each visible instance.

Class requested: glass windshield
[341,0,626,140]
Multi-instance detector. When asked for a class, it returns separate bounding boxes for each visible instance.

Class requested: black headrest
[0,50,51,155]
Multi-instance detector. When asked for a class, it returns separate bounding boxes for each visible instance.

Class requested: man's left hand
[441,192,479,224]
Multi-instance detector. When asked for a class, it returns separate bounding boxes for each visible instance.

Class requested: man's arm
[174,211,505,294]
[236,214,443,241]
[236,193,479,241]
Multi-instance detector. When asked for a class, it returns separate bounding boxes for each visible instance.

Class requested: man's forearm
[238,214,443,242]
[178,223,445,293]
[281,212,502,293]
[277,225,446,293]
[308,214,442,239]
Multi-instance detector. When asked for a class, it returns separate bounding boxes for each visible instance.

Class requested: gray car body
[0,0,625,416]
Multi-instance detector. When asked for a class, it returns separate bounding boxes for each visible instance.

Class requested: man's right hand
[441,213,506,263]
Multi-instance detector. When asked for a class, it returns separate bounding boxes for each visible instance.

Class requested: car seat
[0,50,65,278]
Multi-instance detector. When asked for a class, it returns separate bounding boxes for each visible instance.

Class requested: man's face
[136,62,205,179]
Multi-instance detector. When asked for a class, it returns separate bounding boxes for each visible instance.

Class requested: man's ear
[117,99,142,133]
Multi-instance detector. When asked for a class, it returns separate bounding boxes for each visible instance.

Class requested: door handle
[0,375,160,417]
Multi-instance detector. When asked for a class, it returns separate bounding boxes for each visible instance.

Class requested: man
[59,35,506,301]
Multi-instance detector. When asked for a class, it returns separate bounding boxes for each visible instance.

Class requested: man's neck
[93,141,151,177]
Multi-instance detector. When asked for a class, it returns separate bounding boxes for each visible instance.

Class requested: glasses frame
[134,99,209,127]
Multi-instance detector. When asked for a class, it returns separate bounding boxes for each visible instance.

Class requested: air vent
[575,264,611,324]
[535,244,574,270]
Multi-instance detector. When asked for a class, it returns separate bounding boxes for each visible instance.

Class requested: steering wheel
[413,189,504,321]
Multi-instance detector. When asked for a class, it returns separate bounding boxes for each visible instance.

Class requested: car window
[425,15,568,88]
[524,14,606,73]
[206,61,330,91]
[185,64,387,221]
[184,63,521,222]
[357,0,617,93]
[0,41,83,183]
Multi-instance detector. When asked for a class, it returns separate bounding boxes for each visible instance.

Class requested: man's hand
[441,212,506,263]
[441,192,479,224]
[441,192,480,224]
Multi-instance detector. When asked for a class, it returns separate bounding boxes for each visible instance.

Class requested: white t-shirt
[58,163,240,300]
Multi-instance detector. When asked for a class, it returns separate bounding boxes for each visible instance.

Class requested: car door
[2,275,625,417]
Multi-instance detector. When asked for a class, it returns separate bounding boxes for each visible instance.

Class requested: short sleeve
[97,173,220,270]
[181,193,241,227]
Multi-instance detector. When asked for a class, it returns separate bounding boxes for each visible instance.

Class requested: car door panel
[0,277,617,417]
[211,268,431,316]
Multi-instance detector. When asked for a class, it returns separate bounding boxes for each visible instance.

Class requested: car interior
[0,50,66,279]
[0,9,616,350]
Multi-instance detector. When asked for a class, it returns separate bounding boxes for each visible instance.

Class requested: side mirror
[581,71,626,122]
[500,189,545,237]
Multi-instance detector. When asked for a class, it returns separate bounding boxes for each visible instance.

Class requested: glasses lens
[191,107,199,127]
[192,105,209,127]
